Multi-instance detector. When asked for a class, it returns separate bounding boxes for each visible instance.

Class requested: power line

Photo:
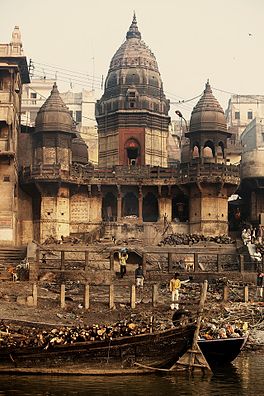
[32,60,102,82]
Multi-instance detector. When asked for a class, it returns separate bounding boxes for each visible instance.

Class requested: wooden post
[29,249,39,282]
[142,253,147,277]
[244,285,249,303]
[194,253,199,272]
[110,251,115,271]
[60,284,65,309]
[217,254,221,272]
[168,253,173,273]
[239,254,244,273]
[152,284,158,307]
[223,285,229,302]
[60,251,65,270]
[131,284,136,309]
[109,284,114,309]
[84,284,90,309]
[32,283,37,307]
[85,251,89,272]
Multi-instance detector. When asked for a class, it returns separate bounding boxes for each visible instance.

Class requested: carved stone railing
[20,161,240,186]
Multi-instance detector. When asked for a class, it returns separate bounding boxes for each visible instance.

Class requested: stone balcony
[20,161,240,187]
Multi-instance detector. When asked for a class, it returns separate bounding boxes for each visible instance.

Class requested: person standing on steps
[119,248,128,278]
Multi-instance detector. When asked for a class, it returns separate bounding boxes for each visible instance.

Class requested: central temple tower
[96,14,170,168]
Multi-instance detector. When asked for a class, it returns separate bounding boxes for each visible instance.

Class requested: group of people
[241,225,264,246]
[118,248,186,309]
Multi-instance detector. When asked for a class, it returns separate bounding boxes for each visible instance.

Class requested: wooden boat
[0,324,196,375]
[198,336,247,366]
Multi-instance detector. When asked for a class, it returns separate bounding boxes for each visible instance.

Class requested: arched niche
[203,140,215,158]
[124,138,141,166]
[143,192,159,222]
[122,192,139,217]
[102,192,117,221]
[172,195,189,222]
[192,142,200,159]
[217,141,225,159]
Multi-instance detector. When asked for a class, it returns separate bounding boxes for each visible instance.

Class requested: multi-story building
[0,27,30,246]
[1,18,242,247]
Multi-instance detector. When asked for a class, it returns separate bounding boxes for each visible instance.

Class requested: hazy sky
[1,0,264,118]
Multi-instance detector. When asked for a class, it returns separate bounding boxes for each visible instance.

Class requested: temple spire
[126,12,141,40]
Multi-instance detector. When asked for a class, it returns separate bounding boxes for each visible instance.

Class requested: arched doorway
[102,192,117,221]
[122,192,139,217]
[124,138,141,166]
[143,192,159,222]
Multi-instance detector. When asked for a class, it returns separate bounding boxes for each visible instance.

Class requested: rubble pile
[158,233,233,246]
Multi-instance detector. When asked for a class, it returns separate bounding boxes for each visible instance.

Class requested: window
[235,111,240,120]
[129,91,136,97]
[130,102,135,108]
[248,111,253,120]
[3,176,10,182]
[30,92,37,98]
[76,111,82,123]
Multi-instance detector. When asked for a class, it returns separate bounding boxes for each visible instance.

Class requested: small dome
[35,83,76,134]
[189,81,227,133]
[72,133,89,164]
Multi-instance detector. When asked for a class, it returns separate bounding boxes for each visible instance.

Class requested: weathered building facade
[0,27,30,246]
[1,18,241,246]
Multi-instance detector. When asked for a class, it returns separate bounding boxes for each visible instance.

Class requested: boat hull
[198,337,247,366]
[0,325,195,375]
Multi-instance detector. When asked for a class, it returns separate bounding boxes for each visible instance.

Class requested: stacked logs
[158,233,233,246]
[0,320,161,349]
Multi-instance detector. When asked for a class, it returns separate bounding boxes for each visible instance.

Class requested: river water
[0,352,263,396]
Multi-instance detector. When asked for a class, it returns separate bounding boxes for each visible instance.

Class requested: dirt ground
[0,279,263,350]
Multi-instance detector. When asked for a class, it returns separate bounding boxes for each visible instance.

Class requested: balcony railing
[20,161,240,186]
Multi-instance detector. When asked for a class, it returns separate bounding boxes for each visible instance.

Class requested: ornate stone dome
[72,133,89,164]
[35,82,76,134]
[189,81,227,133]
[96,13,169,116]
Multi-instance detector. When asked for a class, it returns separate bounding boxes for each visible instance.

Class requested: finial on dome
[205,79,212,93]
[126,12,141,40]
[51,82,59,93]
